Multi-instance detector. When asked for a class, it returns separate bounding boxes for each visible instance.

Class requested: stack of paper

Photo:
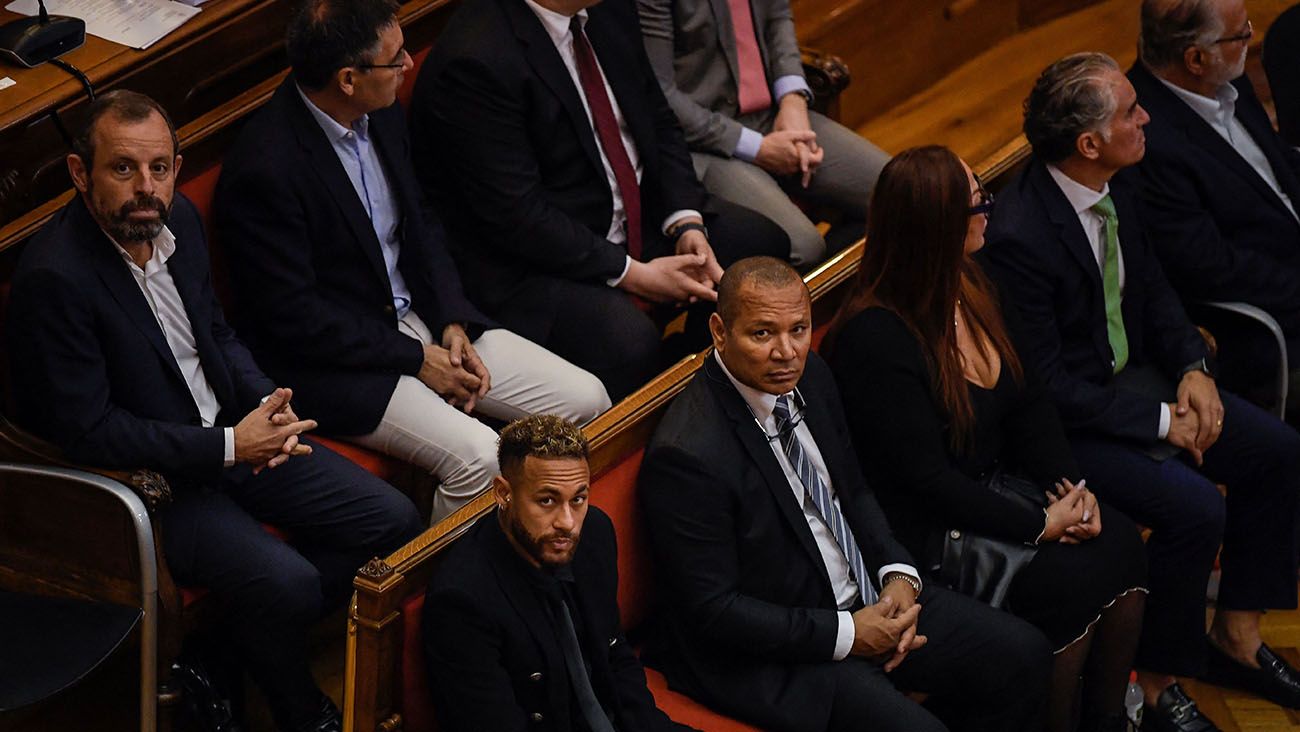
[4,0,202,50]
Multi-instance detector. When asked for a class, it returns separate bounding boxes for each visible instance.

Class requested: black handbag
[936,471,1045,610]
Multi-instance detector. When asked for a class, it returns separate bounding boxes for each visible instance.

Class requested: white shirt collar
[1046,164,1110,215]
[712,350,792,424]
[296,84,370,143]
[109,225,177,271]
[1156,74,1238,127]
[522,0,587,45]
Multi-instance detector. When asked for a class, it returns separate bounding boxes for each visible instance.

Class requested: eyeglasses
[1213,19,1253,44]
[357,47,410,71]
[969,175,995,217]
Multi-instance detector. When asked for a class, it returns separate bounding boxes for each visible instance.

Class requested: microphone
[0,0,87,68]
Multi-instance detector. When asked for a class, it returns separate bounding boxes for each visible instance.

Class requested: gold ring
[1216,419,1223,426]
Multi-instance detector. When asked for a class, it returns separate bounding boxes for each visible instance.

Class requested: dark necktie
[570,16,643,261]
[771,395,877,606]
[550,583,616,732]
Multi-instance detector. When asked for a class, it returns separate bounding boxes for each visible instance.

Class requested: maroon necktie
[727,0,770,114]
[570,17,643,260]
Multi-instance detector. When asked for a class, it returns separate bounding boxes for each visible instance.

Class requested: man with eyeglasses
[1129,0,1300,410]
[216,0,612,525]
[638,256,1053,732]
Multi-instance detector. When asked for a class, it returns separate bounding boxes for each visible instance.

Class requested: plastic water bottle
[1124,670,1144,731]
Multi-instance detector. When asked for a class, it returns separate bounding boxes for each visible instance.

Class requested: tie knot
[772,394,793,424]
[1091,194,1117,221]
[569,15,583,37]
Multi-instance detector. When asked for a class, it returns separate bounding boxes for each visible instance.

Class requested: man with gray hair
[984,52,1300,732]
[1129,0,1300,408]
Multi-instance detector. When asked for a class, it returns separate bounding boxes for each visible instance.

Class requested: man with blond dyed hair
[1130,0,1300,405]
[423,415,695,732]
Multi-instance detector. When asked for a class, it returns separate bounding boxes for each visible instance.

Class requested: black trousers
[499,197,788,401]
[1071,389,1300,676]
[158,439,423,721]
[820,586,1052,732]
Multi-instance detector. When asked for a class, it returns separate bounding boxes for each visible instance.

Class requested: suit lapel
[1031,162,1114,366]
[163,240,236,412]
[283,83,395,293]
[484,515,571,723]
[706,0,741,99]
[505,0,605,178]
[1233,82,1300,214]
[704,358,834,590]
[75,200,188,388]
[583,7,654,156]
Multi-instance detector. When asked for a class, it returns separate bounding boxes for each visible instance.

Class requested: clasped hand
[1043,478,1101,544]
[621,224,722,305]
[233,387,316,474]
[850,582,927,671]
[418,323,492,413]
[1164,371,1223,465]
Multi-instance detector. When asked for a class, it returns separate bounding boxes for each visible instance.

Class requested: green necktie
[1091,195,1129,374]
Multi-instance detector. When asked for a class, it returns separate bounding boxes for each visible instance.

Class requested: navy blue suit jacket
[981,159,1208,443]
[411,0,707,338]
[215,78,491,435]
[1129,63,1300,335]
[7,193,274,480]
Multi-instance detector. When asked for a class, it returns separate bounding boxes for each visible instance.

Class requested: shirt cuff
[1157,403,1171,440]
[733,127,763,162]
[832,610,855,661]
[772,74,811,103]
[606,255,632,287]
[223,427,236,468]
[877,563,922,595]
[661,209,703,235]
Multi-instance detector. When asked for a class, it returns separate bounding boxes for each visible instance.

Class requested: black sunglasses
[969,174,995,217]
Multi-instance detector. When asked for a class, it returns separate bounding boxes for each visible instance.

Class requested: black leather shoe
[1142,682,1221,732]
[1205,640,1300,708]
[172,657,245,732]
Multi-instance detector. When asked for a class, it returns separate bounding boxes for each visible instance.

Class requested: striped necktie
[772,395,876,606]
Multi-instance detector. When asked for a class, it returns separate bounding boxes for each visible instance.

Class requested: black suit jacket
[215,78,491,435]
[637,353,914,732]
[981,159,1208,443]
[7,193,274,480]
[1129,63,1300,335]
[412,0,707,338]
[423,507,690,732]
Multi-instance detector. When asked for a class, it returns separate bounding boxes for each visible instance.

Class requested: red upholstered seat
[811,320,831,351]
[401,592,437,732]
[589,449,653,631]
[311,436,407,483]
[642,668,765,732]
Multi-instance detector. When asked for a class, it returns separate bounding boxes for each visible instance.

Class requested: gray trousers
[691,110,890,268]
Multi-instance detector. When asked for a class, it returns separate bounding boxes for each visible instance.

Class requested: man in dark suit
[216,0,610,524]
[1129,0,1300,402]
[636,0,889,267]
[424,415,694,732]
[983,52,1300,732]
[7,90,423,732]
[637,257,1052,732]
[411,0,788,401]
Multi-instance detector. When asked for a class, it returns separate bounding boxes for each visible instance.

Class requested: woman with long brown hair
[825,146,1147,732]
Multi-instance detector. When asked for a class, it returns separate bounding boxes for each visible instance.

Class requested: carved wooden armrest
[800,46,851,117]
[0,415,172,513]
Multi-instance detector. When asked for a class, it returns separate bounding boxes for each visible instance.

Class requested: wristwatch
[882,571,921,596]
[1179,356,1218,380]
[669,221,708,241]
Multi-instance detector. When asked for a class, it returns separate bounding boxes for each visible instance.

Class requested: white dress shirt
[522,0,700,285]
[1046,165,1171,439]
[714,352,920,661]
[1157,76,1299,222]
[110,226,235,466]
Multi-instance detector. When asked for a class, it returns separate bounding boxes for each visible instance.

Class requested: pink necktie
[727,0,771,114]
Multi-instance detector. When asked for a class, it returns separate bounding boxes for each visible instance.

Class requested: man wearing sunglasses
[1129,0,1300,410]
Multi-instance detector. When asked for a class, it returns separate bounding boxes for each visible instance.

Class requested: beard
[1211,46,1247,87]
[96,191,169,244]
[506,509,580,569]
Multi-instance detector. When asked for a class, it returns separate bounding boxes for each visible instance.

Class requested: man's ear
[1183,44,1209,78]
[67,154,90,194]
[336,67,356,97]
[709,312,727,353]
[173,154,183,181]
[492,475,511,509]
[1075,131,1102,162]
